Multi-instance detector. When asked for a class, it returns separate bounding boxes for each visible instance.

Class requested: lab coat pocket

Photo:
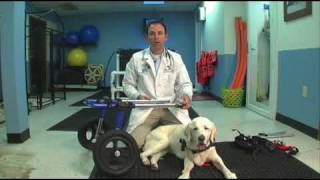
[160,72,175,93]
[138,70,153,88]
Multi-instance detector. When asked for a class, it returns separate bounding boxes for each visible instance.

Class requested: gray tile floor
[0,91,319,178]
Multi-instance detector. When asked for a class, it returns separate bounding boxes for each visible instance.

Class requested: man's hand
[181,95,191,109]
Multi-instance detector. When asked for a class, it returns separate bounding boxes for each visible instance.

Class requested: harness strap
[179,138,215,154]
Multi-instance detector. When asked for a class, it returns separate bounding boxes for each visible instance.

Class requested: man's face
[146,23,168,52]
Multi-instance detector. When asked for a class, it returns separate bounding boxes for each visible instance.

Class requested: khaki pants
[130,108,181,149]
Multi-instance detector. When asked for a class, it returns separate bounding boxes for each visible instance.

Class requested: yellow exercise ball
[67,48,87,66]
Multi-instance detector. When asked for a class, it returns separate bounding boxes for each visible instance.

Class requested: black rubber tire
[93,129,139,176]
[77,119,99,150]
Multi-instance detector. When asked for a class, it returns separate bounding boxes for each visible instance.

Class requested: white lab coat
[123,48,193,133]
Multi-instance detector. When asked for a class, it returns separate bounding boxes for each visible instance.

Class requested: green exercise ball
[67,48,87,66]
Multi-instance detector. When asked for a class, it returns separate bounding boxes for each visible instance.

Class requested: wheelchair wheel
[78,119,99,150]
[93,129,139,176]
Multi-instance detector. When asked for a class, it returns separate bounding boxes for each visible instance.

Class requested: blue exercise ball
[80,25,99,43]
[65,31,80,45]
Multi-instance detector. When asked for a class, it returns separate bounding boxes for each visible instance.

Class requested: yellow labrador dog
[140,116,237,179]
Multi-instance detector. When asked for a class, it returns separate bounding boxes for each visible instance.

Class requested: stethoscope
[141,48,174,72]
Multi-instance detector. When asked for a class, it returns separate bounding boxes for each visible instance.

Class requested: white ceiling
[30,1,202,16]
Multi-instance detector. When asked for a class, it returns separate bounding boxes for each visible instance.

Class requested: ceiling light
[143,1,165,5]
[199,6,206,21]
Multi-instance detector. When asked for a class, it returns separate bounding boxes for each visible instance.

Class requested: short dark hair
[144,19,167,34]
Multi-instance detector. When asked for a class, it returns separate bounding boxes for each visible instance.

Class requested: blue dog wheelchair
[77,97,182,176]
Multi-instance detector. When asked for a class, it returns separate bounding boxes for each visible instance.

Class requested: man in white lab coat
[122,19,193,149]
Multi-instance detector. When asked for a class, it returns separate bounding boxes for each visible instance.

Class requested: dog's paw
[140,153,150,166]
[225,172,237,179]
[150,163,159,171]
[178,174,190,179]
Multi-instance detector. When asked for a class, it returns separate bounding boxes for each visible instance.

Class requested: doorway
[246,2,278,119]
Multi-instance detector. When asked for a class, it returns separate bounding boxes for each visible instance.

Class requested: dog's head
[184,116,217,150]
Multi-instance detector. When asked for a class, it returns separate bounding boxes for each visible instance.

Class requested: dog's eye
[204,127,209,130]
[193,127,198,131]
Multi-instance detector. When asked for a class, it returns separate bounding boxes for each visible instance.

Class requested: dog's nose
[198,135,205,142]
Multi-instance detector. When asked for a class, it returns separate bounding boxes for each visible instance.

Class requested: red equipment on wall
[196,50,218,86]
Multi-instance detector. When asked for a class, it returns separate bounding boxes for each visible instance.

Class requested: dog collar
[179,138,215,154]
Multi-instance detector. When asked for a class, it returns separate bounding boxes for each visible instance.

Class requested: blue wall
[62,12,195,87]
[207,54,237,97]
[278,48,320,129]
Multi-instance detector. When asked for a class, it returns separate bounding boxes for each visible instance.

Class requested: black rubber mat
[47,107,199,132]
[192,91,216,101]
[70,88,111,106]
[47,107,132,131]
[90,142,320,179]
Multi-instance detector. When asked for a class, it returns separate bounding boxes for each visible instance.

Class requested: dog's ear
[185,124,191,142]
[210,123,217,143]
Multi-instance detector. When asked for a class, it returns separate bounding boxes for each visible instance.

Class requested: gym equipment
[258,131,295,138]
[272,140,299,155]
[230,17,247,89]
[232,129,275,160]
[26,12,66,112]
[65,31,80,45]
[80,25,100,43]
[196,50,217,86]
[67,48,87,66]
[84,64,104,85]
[109,49,142,99]
[222,87,244,108]
[78,97,182,176]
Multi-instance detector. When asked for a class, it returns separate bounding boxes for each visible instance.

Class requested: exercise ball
[65,31,80,45]
[80,25,100,43]
[67,48,87,66]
